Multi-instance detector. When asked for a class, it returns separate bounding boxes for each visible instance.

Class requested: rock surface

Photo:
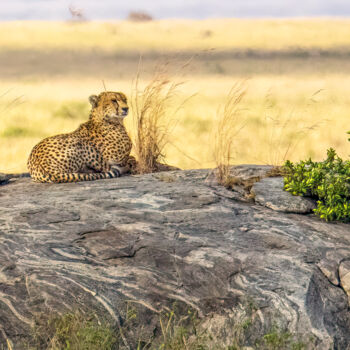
[0,172,30,185]
[339,261,350,305]
[0,166,350,349]
[252,177,317,213]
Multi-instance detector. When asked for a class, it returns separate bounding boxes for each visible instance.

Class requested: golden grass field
[1,19,350,173]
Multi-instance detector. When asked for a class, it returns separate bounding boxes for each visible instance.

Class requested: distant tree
[127,11,153,22]
[68,5,86,22]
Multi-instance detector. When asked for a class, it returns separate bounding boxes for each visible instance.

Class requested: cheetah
[27,91,133,183]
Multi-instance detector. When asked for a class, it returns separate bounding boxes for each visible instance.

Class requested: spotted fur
[27,91,132,183]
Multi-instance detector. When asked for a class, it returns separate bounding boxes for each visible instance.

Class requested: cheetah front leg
[84,158,130,176]
[100,142,133,176]
[113,155,138,175]
[81,145,128,176]
[107,158,132,176]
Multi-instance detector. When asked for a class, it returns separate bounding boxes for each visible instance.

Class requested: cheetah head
[89,91,129,122]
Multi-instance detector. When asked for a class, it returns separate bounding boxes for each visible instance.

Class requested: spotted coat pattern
[27,91,132,183]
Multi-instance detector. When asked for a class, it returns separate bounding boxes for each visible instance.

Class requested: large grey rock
[0,166,350,349]
[252,177,317,213]
[0,172,30,185]
[339,261,350,304]
[0,173,10,185]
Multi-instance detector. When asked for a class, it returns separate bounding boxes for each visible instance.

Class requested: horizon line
[1,15,350,22]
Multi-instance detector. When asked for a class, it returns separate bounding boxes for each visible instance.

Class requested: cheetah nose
[122,107,129,114]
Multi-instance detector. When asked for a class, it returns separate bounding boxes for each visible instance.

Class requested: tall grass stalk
[213,83,247,186]
[130,69,186,174]
[262,89,323,166]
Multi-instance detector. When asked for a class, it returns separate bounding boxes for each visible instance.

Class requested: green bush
[284,142,350,222]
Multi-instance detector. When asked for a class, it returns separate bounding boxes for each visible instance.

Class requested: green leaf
[284,147,350,222]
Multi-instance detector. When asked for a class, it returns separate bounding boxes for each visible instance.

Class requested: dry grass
[25,304,311,350]
[130,69,186,174]
[213,83,247,186]
[28,311,117,350]
[1,20,350,174]
[260,89,325,166]
[0,76,349,174]
[2,19,350,51]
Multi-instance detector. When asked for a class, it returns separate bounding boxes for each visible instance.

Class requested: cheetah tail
[47,169,121,183]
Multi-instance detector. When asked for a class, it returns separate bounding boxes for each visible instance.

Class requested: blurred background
[3,0,350,20]
[1,0,350,172]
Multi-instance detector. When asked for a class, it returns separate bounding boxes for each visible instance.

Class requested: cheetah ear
[89,95,99,108]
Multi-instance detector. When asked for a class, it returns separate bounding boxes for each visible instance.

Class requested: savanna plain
[1,19,350,173]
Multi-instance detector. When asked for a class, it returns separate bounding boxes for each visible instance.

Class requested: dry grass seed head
[131,70,185,174]
[214,82,247,186]
[262,89,324,166]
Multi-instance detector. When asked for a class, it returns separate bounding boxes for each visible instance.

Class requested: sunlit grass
[131,72,185,173]
[0,75,349,174]
[0,20,350,174]
[2,19,350,51]
[213,82,247,186]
